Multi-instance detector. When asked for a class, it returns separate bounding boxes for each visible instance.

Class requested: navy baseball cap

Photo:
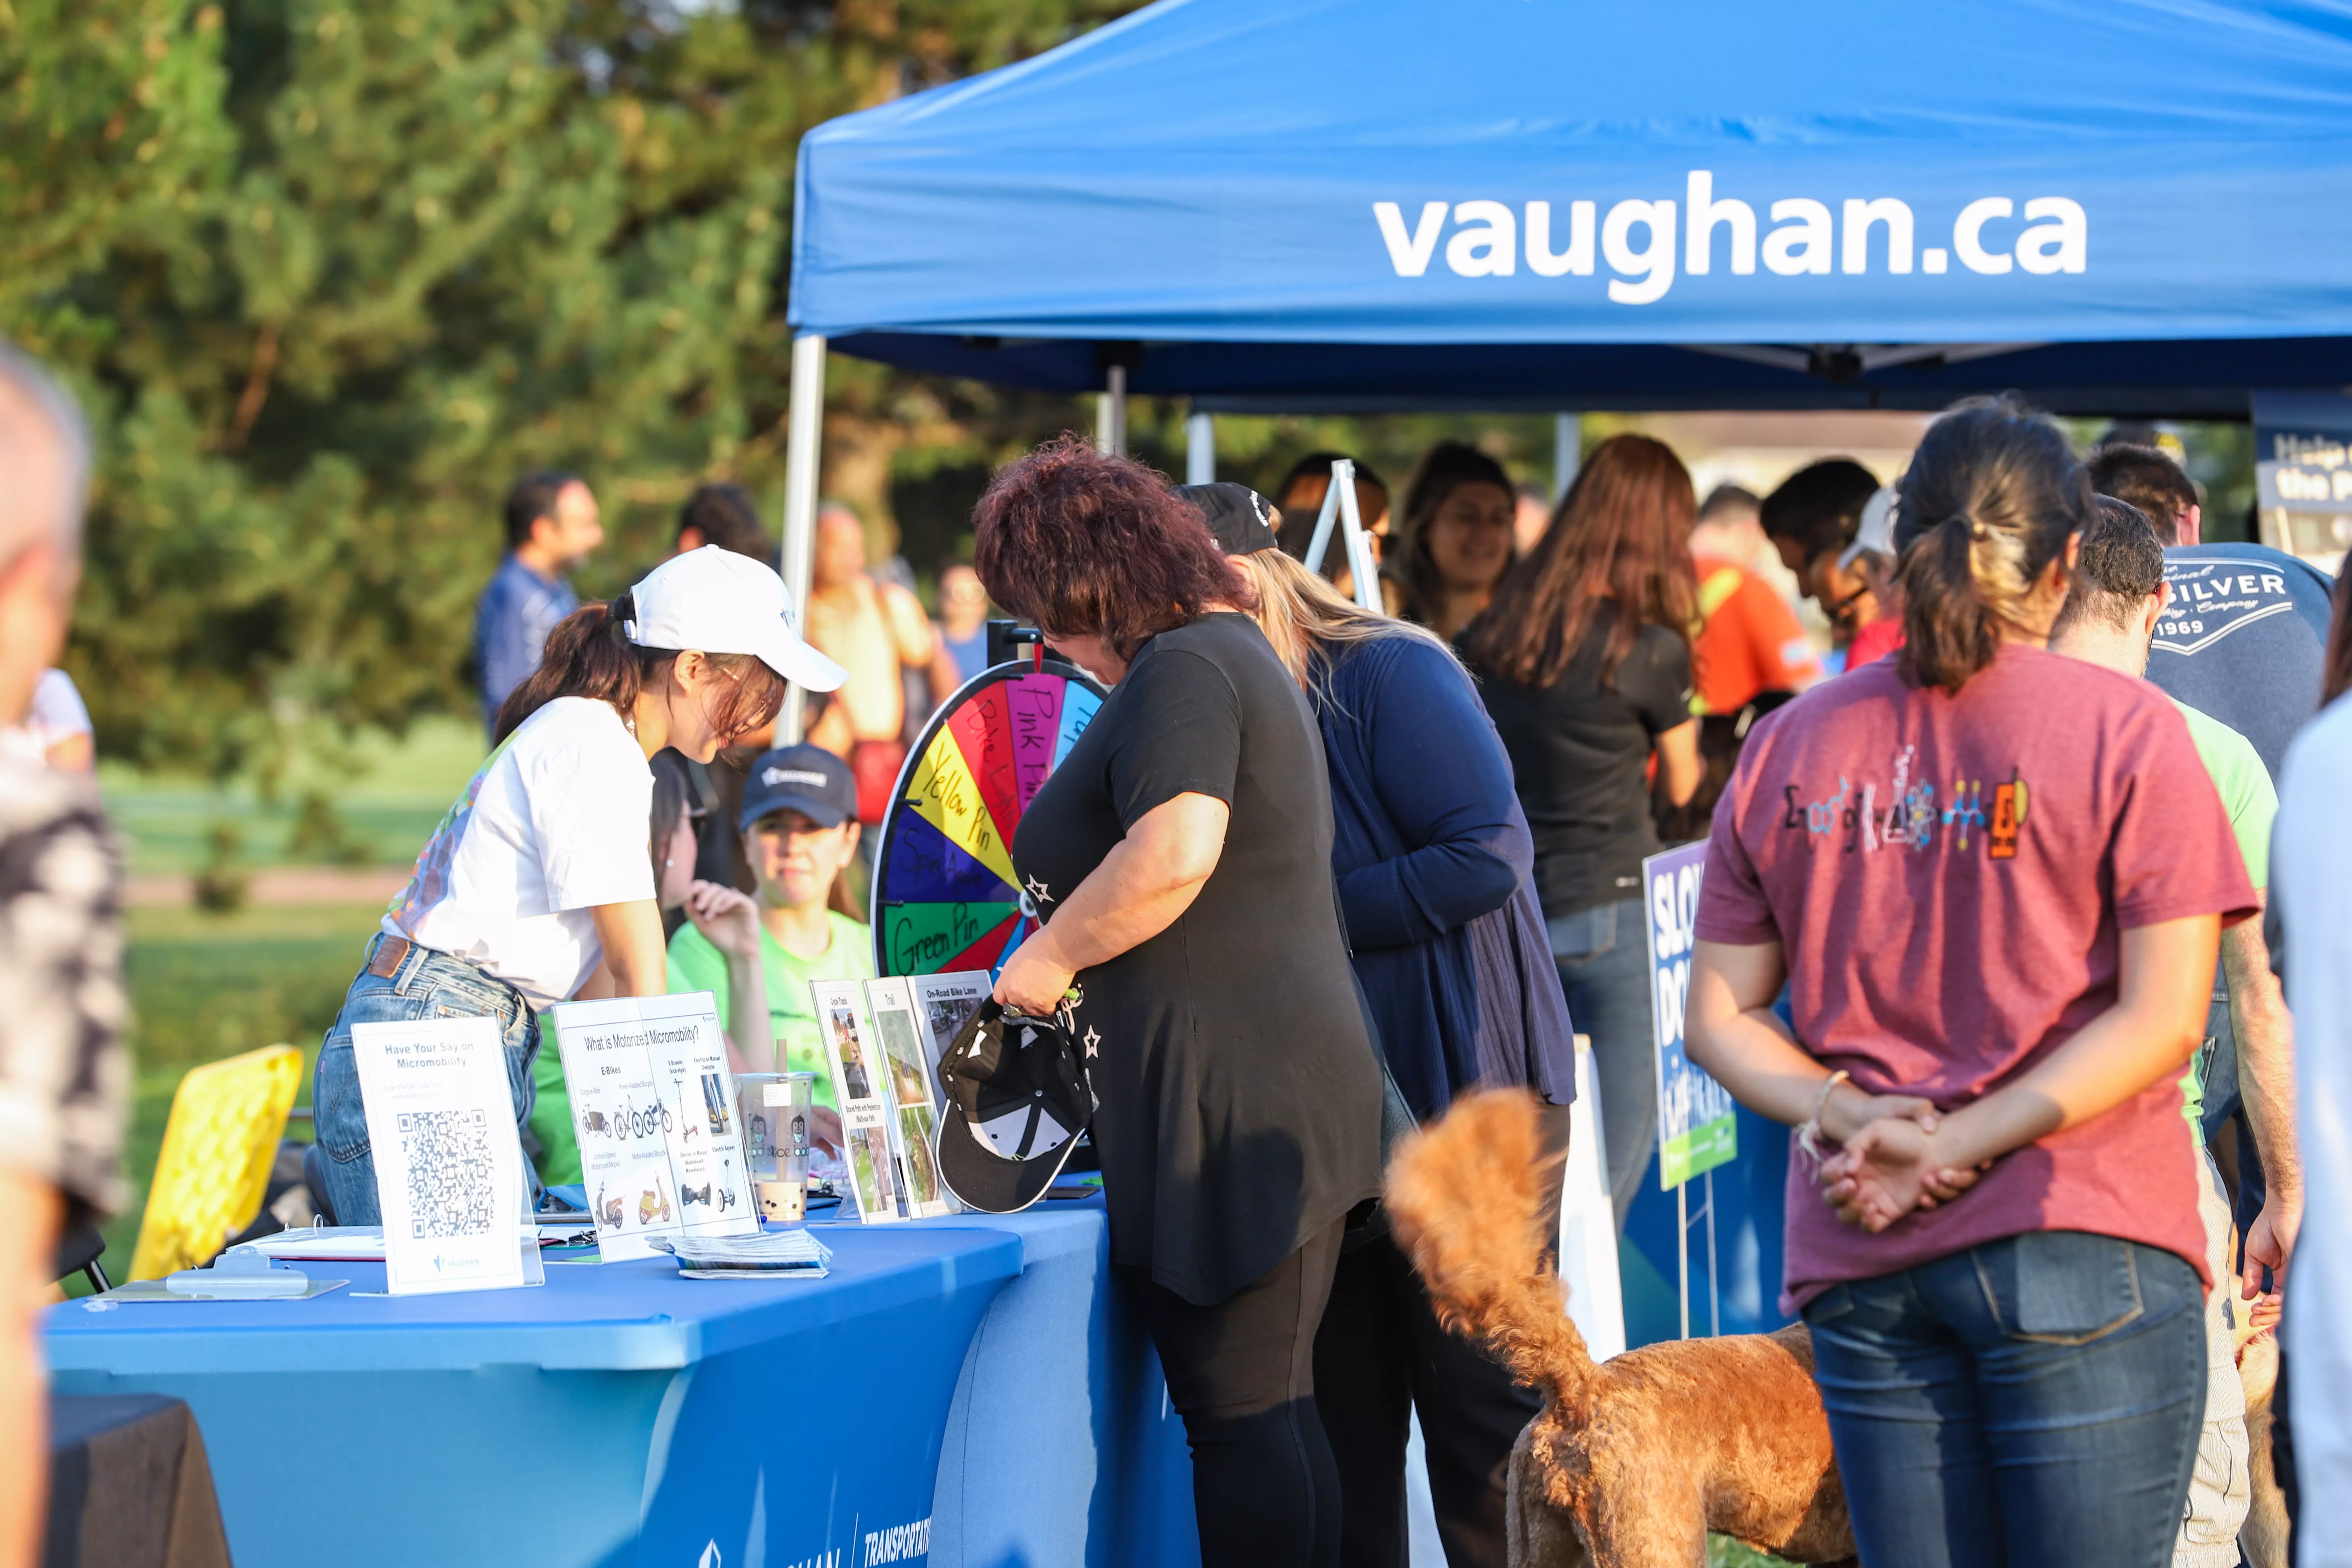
[1177,483,1281,555]
[738,744,857,833]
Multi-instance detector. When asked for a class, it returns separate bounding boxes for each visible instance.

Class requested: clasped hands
[1814,1089,1993,1233]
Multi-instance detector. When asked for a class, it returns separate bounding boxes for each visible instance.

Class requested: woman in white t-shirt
[0,667,93,771]
[311,546,845,1224]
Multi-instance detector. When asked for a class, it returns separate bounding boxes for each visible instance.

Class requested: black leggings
[1125,1220,1347,1568]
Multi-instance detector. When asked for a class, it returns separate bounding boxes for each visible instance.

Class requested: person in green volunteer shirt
[2049,494,2296,1568]
[528,753,771,1186]
[667,743,871,1153]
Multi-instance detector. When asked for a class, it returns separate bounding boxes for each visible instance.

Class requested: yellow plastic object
[129,1044,305,1281]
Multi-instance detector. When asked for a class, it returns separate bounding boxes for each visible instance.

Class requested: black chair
[52,1213,110,1295]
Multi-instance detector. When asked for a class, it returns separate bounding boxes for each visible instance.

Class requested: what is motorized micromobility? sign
[1644,842,1737,1190]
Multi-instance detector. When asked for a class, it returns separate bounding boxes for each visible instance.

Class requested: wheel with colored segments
[870,658,1107,979]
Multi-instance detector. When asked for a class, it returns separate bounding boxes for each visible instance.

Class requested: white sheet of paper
[350,1016,530,1295]
[865,978,960,1218]
[553,992,758,1261]
[907,971,990,1106]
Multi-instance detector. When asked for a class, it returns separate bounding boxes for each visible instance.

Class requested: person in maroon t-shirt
[1685,399,2255,1568]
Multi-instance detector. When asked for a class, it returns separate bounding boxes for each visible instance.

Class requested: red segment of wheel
[940,910,1023,974]
[946,683,1024,863]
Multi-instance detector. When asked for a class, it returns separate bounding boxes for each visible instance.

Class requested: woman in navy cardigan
[1187,482,1576,1568]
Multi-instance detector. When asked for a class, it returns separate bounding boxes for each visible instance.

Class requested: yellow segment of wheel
[904,724,1022,891]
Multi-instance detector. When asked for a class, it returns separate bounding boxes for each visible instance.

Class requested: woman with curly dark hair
[975,437,1384,1568]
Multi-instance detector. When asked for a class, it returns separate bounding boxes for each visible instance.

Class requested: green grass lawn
[98,716,486,875]
[69,901,386,1291]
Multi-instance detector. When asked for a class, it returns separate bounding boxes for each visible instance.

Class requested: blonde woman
[1184,482,1574,1568]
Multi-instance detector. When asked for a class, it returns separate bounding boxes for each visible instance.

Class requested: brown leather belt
[367,934,415,979]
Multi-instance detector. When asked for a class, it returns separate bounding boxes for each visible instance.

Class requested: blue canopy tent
[789,0,2352,418]
[779,0,2352,1338]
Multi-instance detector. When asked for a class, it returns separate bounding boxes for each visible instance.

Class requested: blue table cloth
[926,1207,1199,1568]
[45,1201,1205,1568]
[45,1225,1022,1568]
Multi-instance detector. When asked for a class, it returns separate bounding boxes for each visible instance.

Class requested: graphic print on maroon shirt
[1695,645,2256,1312]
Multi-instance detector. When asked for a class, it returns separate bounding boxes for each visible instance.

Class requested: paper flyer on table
[551,991,758,1261]
[865,977,960,1218]
[810,979,904,1223]
[349,1015,535,1295]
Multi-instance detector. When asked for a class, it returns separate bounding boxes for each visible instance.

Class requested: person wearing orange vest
[1688,484,1821,715]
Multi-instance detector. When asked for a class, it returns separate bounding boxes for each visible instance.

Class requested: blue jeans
[312,933,541,1226]
[1548,897,1653,1225]
[1802,1231,2206,1568]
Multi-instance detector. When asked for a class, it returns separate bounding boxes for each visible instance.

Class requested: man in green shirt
[668,744,872,1136]
[2049,495,2297,1568]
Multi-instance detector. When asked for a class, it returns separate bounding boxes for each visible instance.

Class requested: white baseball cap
[1837,488,1900,572]
[623,545,846,692]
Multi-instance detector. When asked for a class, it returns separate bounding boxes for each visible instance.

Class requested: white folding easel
[1298,457,1385,614]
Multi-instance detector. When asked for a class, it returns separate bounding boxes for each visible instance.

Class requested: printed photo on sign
[811,979,905,1224]
[349,1015,532,1295]
[847,1124,900,1219]
[828,999,875,1102]
[898,1105,945,1210]
[909,972,990,1103]
[1643,842,1737,1190]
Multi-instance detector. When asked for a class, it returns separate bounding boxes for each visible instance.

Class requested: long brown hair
[1892,397,2089,695]
[972,434,1253,659]
[2325,563,2352,706]
[493,598,786,745]
[1460,434,1697,687]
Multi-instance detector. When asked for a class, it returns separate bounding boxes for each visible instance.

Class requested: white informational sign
[551,992,758,1262]
[1643,842,1737,1190]
[350,1016,538,1296]
[908,971,990,1106]
[811,979,905,1224]
[866,978,959,1218]
[1558,1034,1627,1362]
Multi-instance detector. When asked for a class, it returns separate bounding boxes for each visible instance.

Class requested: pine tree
[4,0,1134,779]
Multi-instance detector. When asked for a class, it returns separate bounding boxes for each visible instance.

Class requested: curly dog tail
[1384,1088,1602,1424]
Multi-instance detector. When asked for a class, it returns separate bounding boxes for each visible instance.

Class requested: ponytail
[493,592,788,746]
[1892,398,2087,695]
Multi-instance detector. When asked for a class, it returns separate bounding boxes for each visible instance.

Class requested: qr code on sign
[396,1108,496,1239]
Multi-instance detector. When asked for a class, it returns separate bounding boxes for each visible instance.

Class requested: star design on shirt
[1082,1026,1101,1060]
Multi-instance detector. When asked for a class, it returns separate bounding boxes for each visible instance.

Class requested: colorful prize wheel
[871,647,1107,979]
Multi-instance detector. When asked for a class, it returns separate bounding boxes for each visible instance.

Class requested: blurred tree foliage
[3,0,1135,781]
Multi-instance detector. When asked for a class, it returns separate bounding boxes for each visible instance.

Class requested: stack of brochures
[648,1229,834,1281]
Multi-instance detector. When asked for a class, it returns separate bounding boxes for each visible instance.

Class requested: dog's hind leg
[1578,1476,1708,1568]
[1505,1427,1587,1567]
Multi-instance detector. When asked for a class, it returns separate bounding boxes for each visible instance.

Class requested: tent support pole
[779,331,828,745]
[1186,410,1215,483]
[1097,365,1128,457]
[1554,412,1581,503]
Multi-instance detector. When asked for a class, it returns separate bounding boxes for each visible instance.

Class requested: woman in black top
[1462,434,1703,1224]
[974,437,1384,1568]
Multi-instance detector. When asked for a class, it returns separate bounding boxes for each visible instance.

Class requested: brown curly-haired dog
[1384,1088,1856,1568]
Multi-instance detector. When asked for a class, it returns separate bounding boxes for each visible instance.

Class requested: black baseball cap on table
[934,997,1095,1214]
[737,744,858,834]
